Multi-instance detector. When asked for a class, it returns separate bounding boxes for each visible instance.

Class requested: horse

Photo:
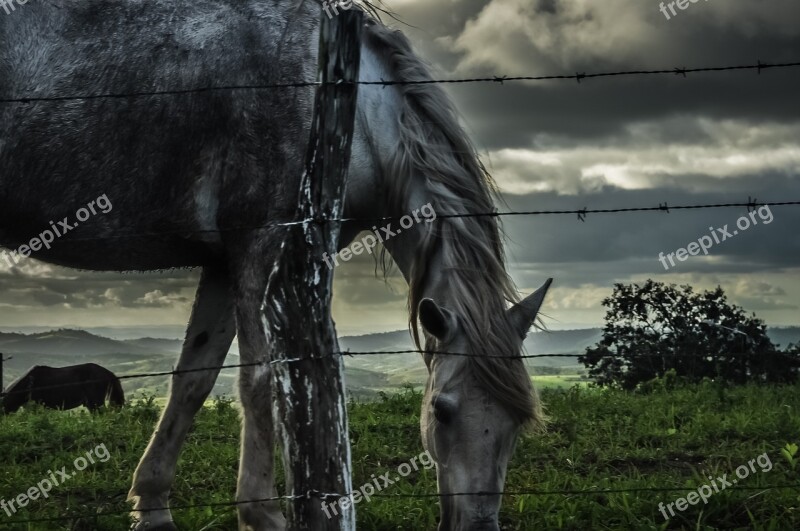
[0,2,551,530]
[2,364,125,413]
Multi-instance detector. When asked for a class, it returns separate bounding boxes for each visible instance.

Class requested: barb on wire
[0,61,798,104]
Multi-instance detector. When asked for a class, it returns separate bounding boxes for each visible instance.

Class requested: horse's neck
[342,40,451,305]
[382,182,451,305]
[343,158,449,311]
[341,39,402,225]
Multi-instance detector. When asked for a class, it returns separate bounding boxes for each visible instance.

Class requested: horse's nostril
[484,428,489,434]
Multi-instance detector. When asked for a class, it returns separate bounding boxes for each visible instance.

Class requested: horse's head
[418,279,551,531]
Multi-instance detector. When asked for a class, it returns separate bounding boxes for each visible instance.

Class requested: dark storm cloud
[501,179,800,271]
[389,0,800,146]
[453,71,800,149]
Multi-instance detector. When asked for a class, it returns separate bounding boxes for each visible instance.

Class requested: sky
[1,0,799,336]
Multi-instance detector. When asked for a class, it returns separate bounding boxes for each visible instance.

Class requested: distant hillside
[0,329,153,357]
[339,330,423,387]
[1,325,797,398]
[0,329,407,399]
[0,325,188,340]
[122,337,184,353]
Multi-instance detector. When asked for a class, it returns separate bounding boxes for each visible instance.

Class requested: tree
[579,280,799,389]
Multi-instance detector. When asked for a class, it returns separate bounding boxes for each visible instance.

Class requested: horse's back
[0,0,319,270]
[32,363,114,382]
[1,0,318,117]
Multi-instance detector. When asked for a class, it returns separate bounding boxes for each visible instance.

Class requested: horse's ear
[508,278,553,339]
[419,298,458,343]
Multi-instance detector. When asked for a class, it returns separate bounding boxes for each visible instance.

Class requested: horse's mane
[362,19,544,429]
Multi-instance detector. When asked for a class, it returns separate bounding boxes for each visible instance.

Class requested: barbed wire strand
[0,61,798,105]
[3,483,800,525]
[8,199,799,244]
[1,349,795,397]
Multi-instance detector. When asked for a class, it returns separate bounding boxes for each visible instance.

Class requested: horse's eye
[432,396,457,424]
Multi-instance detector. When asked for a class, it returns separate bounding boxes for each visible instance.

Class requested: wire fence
[2,341,793,526]
[1,348,797,397]
[0,60,798,105]
[4,482,800,525]
[5,198,799,244]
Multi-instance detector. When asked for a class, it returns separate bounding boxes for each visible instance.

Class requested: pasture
[1,383,799,530]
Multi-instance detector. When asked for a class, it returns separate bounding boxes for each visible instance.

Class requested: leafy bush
[580,280,800,388]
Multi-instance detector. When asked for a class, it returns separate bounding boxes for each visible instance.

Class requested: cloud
[135,289,192,308]
[486,118,800,195]
[446,0,659,73]
[445,0,800,74]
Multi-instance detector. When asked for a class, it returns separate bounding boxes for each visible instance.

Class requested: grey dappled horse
[0,2,551,530]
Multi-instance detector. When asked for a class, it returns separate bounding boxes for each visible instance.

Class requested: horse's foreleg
[232,240,286,531]
[128,265,236,531]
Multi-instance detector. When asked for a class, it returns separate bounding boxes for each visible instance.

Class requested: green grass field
[1,383,799,530]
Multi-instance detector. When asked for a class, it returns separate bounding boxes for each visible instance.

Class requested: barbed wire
[0,61,797,105]
[1,349,795,398]
[0,53,797,528]
[8,199,799,244]
[3,482,800,525]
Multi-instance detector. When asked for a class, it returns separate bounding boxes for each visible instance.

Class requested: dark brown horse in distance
[2,363,125,413]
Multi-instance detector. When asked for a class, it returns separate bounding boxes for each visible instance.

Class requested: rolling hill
[1,326,797,398]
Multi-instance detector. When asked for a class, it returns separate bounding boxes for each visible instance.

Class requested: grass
[532,373,589,390]
[1,383,800,529]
